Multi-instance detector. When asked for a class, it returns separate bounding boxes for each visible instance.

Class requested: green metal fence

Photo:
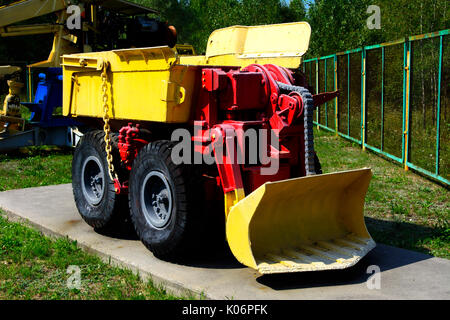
[302,29,449,186]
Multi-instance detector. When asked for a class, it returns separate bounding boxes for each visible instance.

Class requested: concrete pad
[0,184,449,300]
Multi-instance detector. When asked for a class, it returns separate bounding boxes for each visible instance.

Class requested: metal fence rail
[303,29,449,186]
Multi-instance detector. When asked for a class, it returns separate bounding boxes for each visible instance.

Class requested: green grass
[314,128,449,259]
[0,146,72,191]
[0,147,189,300]
[0,212,184,300]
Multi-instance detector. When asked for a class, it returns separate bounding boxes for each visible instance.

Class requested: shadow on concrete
[94,218,139,241]
[93,216,243,269]
[94,214,438,276]
[174,242,244,270]
[256,216,435,290]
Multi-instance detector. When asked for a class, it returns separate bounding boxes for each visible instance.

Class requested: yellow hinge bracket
[160,80,185,104]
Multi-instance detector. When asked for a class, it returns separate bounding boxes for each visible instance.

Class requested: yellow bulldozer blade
[226,168,375,274]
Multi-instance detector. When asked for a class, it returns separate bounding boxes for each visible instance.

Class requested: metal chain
[101,62,118,182]
[276,81,316,175]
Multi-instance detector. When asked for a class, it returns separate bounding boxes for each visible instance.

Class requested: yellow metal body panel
[63,22,311,122]
[206,22,310,59]
[179,22,310,69]
[62,47,197,123]
[226,168,375,274]
[179,55,304,69]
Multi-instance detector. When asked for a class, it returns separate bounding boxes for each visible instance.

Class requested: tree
[305,0,384,57]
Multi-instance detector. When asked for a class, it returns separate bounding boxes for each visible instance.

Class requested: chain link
[101,62,118,182]
[276,81,316,175]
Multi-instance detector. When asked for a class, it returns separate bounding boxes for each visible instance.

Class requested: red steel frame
[115,64,337,197]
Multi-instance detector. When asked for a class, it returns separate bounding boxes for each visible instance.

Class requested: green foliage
[306,0,449,57]
[0,0,448,64]
[380,0,449,40]
[135,0,306,53]
[306,0,377,57]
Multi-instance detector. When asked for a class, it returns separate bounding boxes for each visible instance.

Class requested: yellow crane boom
[0,0,67,28]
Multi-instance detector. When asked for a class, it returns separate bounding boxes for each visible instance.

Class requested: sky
[281,0,313,10]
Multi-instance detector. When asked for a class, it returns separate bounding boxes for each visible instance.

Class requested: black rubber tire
[72,130,128,230]
[128,140,203,260]
[314,152,323,174]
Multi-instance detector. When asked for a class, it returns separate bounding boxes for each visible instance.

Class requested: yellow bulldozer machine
[63,22,375,274]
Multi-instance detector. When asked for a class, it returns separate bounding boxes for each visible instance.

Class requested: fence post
[309,61,312,88]
[361,48,366,150]
[324,58,328,127]
[435,35,443,176]
[347,53,350,136]
[27,66,33,102]
[334,54,338,136]
[315,58,319,130]
[403,39,411,171]
[381,47,385,151]
[25,66,30,102]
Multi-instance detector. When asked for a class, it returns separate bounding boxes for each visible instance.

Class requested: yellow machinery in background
[0,0,180,148]
[63,22,375,274]
[0,0,167,67]
[0,65,25,134]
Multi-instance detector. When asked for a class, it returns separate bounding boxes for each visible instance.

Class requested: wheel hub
[141,171,173,229]
[81,155,105,206]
